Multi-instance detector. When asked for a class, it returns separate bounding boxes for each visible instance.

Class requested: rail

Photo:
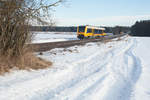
[30,33,127,52]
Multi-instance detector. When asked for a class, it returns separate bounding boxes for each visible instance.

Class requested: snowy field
[32,32,77,43]
[0,35,150,100]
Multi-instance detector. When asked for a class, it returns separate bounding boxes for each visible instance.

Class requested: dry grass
[0,52,52,75]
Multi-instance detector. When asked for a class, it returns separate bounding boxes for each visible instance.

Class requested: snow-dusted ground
[32,32,77,43]
[0,35,150,100]
[32,32,113,43]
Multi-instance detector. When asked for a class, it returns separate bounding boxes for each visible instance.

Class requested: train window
[94,29,103,34]
[98,30,103,34]
[79,26,85,32]
[87,28,92,33]
[94,29,99,34]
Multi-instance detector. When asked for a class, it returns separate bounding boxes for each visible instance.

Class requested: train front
[77,26,86,39]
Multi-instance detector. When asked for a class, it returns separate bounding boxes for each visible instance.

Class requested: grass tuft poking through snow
[0,52,52,75]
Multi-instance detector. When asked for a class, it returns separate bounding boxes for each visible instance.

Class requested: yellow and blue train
[77,25,107,39]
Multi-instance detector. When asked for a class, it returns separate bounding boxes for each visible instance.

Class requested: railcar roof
[79,25,105,30]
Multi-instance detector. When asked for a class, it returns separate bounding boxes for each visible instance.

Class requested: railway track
[30,33,126,52]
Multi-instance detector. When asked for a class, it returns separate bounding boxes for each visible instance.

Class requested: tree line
[31,20,150,36]
[30,26,77,32]
[130,20,150,36]
[30,26,130,35]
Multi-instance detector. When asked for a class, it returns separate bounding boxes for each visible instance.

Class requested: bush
[0,0,63,74]
[0,0,63,57]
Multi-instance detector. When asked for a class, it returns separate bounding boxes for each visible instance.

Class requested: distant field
[32,32,77,43]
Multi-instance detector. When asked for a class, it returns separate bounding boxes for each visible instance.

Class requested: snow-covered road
[0,36,150,100]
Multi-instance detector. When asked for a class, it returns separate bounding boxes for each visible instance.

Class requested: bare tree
[0,0,63,57]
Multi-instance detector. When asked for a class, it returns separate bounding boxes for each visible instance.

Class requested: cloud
[56,15,150,26]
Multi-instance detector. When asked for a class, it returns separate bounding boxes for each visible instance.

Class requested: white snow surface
[0,36,150,100]
[32,32,77,43]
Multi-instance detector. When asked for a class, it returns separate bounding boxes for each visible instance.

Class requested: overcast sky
[53,0,150,26]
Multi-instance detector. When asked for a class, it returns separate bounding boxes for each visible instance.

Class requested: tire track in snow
[75,38,137,100]
[0,70,70,100]
[44,40,131,100]
[29,42,124,100]
[0,49,110,100]
[124,39,142,100]
[103,38,142,100]
[0,36,136,100]
[6,39,124,100]
[30,50,113,100]
[0,69,56,89]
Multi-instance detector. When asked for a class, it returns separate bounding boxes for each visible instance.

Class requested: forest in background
[30,20,150,36]
[30,26,130,35]
[130,20,150,36]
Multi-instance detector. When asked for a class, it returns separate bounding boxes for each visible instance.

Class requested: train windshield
[78,26,85,32]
